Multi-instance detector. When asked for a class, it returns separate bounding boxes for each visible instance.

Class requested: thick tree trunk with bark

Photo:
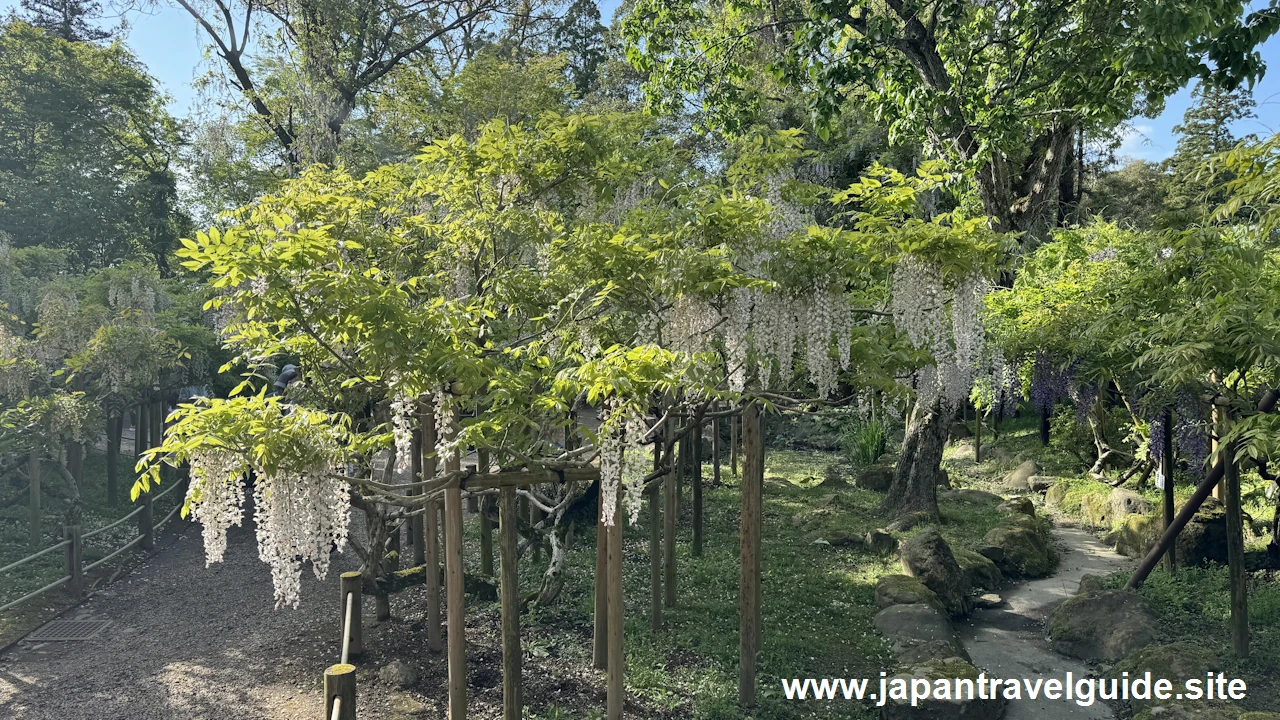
[881,401,947,519]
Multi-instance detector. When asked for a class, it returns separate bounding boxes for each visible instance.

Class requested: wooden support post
[106,414,121,507]
[730,414,739,476]
[676,433,686,515]
[65,524,83,595]
[692,417,703,557]
[1039,406,1050,446]
[664,419,677,609]
[1161,409,1176,573]
[974,409,982,464]
[531,498,544,561]
[411,418,425,566]
[606,494,625,720]
[444,484,467,720]
[480,495,494,577]
[151,398,164,459]
[323,664,357,720]
[138,480,154,551]
[712,416,721,486]
[650,437,663,631]
[739,401,763,707]
[593,500,609,669]
[499,486,521,720]
[339,571,364,660]
[1224,436,1248,657]
[28,453,40,552]
[421,402,442,653]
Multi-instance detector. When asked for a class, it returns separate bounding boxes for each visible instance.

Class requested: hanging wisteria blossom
[598,405,651,526]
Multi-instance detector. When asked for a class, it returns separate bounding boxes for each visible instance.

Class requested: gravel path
[959,524,1135,720]
[0,518,365,720]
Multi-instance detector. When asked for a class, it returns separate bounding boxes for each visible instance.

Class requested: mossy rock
[1045,480,1071,510]
[900,528,970,617]
[979,515,1054,579]
[1112,513,1161,558]
[1001,459,1039,490]
[876,574,945,612]
[1077,574,1108,594]
[998,496,1036,517]
[953,548,1003,591]
[857,464,895,492]
[1048,589,1161,662]
[1110,642,1221,713]
[1079,489,1112,529]
[1239,713,1280,720]
[873,603,969,665]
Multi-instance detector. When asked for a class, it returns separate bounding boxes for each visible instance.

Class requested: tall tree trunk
[881,401,946,519]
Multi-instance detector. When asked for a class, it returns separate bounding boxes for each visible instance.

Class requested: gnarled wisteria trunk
[881,400,947,519]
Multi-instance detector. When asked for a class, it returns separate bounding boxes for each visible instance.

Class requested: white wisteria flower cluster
[891,255,989,409]
[599,406,651,527]
[252,466,351,609]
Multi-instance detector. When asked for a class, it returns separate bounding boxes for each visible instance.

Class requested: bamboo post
[499,486,521,720]
[592,499,609,669]
[663,419,677,609]
[606,493,625,720]
[692,416,704,557]
[323,664,357,720]
[712,416,721,486]
[339,571,364,660]
[1161,409,1176,573]
[421,402,442,653]
[739,401,763,707]
[730,414,739,476]
[1223,434,1248,657]
[650,437,663,631]
[65,524,83,595]
[444,400,468,720]
[28,452,40,552]
[445,484,467,719]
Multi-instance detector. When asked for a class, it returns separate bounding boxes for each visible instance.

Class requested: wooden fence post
[593,501,609,669]
[499,486,522,720]
[410,418,425,567]
[28,452,40,552]
[692,416,704,557]
[323,664,357,720]
[739,401,763,707]
[65,524,83,595]
[444,483,467,720]
[606,494,625,720]
[339,571,364,660]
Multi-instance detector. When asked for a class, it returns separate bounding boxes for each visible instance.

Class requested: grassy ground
[436,448,1007,720]
[0,447,185,642]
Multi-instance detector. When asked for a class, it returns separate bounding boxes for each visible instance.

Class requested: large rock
[1048,589,1161,662]
[998,496,1036,517]
[980,517,1054,578]
[1001,460,1039,490]
[872,604,970,664]
[866,528,896,553]
[900,529,971,616]
[1110,642,1221,713]
[1179,498,1229,566]
[879,657,1007,720]
[378,660,419,688]
[821,463,852,487]
[1080,489,1113,529]
[1112,513,1161,558]
[1026,475,1056,492]
[949,421,972,440]
[953,548,1003,591]
[876,574,945,611]
[1110,487,1154,518]
[857,464,895,492]
[1045,480,1071,510]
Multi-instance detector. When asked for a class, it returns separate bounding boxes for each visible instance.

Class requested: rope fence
[324,571,362,718]
[0,478,188,614]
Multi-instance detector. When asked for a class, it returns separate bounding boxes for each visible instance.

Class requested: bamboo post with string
[444,402,467,720]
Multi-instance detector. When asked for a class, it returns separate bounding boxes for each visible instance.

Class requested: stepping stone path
[959,525,1135,720]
